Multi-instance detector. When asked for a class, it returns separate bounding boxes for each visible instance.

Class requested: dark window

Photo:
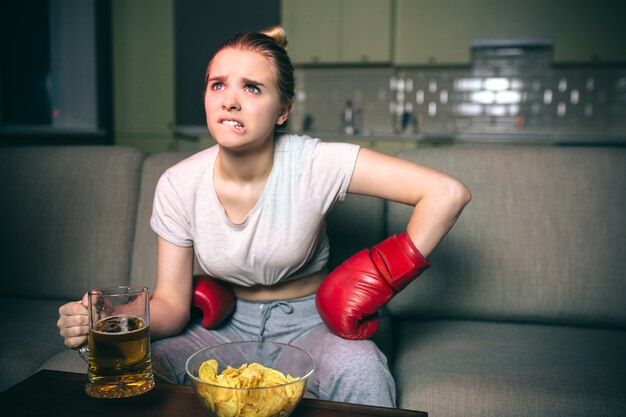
[1,0,52,125]
[0,0,111,145]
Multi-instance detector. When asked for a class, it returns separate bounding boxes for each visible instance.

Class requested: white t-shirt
[150,134,360,287]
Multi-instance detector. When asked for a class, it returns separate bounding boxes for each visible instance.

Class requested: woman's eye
[245,84,260,94]
[210,82,224,91]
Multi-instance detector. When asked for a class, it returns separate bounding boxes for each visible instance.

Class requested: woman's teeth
[223,120,243,128]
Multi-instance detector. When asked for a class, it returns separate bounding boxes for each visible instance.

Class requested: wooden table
[0,370,427,417]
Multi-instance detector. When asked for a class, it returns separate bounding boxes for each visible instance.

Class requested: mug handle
[77,345,90,363]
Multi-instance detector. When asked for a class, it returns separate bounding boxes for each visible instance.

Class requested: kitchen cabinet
[394,0,556,65]
[282,0,392,64]
[395,0,471,65]
[393,0,626,65]
[341,0,393,63]
[282,0,340,63]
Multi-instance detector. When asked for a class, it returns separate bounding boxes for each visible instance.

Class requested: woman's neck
[213,140,275,224]
[215,140,274,184]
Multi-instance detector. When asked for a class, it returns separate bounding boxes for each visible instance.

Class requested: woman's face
[205,48,289,152]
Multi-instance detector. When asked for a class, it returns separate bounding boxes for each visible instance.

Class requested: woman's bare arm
[149,237,195,339]
[348,147,471,256]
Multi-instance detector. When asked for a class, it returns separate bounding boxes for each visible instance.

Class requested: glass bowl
[186,341,315,417]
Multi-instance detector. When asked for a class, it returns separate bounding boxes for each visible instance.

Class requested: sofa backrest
[0,146,145,300]
[387,145,626,328]
[326,194,386,270]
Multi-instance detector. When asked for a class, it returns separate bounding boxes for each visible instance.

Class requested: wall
[112,0,176,152]
[290,48,626,145]
[110,1,626,152]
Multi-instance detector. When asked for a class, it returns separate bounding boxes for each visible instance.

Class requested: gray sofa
[1,144,625,416]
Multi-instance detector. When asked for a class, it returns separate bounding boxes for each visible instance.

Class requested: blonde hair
[261,25,288,51]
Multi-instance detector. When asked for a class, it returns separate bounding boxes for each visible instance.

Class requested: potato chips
[195,359,304,417]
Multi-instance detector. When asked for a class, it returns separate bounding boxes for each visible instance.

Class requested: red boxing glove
[193,275,236,328]
[316,233,431,340]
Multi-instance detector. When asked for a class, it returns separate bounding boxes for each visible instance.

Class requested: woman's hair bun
[261,25,288,51]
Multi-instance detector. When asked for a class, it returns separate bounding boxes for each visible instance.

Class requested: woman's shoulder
[276,133,359,155]
[276,133,318,150]
[163,145,218,180]
[275,134,360,178]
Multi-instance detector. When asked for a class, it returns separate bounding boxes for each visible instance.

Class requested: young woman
[58,26,471,407]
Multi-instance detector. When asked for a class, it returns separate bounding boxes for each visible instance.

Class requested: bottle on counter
[343,100,354,135]
[353,107,363,135]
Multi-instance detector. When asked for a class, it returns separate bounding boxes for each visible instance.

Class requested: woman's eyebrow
[207,75,227,83]
[242,77,265,86]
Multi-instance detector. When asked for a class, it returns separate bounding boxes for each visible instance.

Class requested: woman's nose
[222,92,240,111]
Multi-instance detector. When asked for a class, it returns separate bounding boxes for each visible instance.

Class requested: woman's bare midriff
[232,270,327,301]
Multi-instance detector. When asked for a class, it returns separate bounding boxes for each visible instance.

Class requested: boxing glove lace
[316,233,431,340]
[193,275,236,328]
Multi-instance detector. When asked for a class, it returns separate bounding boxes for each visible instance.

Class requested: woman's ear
[276,103,292,125]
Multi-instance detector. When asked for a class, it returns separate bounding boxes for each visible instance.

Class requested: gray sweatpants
[151,294,396,407]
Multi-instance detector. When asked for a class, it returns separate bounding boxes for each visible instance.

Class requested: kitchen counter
[173,126,626,155]
[308,130,626,146]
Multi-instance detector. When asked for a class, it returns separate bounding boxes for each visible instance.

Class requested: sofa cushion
[0,297,70,392]
[393,320,626,417]
[0,146,145,299]
[387,146,626,328]
[38,349,88,376]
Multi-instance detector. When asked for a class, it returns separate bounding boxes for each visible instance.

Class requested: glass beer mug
[78,286,155,398]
